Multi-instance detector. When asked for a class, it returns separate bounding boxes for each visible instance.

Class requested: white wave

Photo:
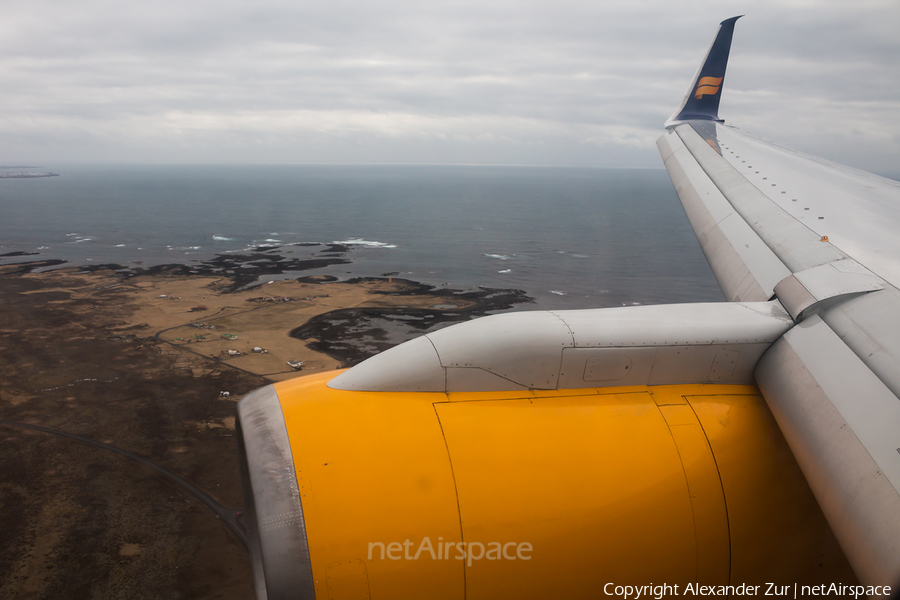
[550,290,567,296]
[66,233,78,237]
[115,243,126,247]
[498,269,512,274]
[334,238,397,249]
[571,253,590,259]
[262,238,281,243]
[212,235,233,241]
[37,246,49,250]
[484,253,513,261]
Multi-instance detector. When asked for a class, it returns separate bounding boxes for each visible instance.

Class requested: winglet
[666,16,742,126]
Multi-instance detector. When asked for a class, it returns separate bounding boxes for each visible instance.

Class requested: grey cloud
[0,0,898,172]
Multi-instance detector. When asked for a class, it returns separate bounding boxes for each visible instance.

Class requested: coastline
[0,172,59,179]
[0,253,532,598]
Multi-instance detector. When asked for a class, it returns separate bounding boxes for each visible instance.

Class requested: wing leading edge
[659,17,900,586]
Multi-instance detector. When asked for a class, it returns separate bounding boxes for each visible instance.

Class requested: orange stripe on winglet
[695,76,724,99]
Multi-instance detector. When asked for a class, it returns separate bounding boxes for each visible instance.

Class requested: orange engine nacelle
[237,374,856,600]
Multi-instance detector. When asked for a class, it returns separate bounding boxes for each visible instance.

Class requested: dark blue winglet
[666,16,742,125]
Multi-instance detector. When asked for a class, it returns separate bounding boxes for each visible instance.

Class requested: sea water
[0,164,724,309]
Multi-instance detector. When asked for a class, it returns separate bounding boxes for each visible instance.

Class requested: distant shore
[0,171,59,178]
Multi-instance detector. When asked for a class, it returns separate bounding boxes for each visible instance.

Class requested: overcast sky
[1,0,898,173]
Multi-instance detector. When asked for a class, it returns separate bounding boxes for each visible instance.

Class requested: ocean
[0,164,724,309]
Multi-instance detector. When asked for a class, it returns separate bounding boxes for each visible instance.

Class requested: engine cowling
[236,302,856,598]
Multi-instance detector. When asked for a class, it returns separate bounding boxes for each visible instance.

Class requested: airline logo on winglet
[694,76,723,99]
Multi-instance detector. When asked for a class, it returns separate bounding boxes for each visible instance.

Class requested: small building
[221,333,238,340]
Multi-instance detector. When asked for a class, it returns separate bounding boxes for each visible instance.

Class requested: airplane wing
[658,16,900,586]
[233,18,900,599]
